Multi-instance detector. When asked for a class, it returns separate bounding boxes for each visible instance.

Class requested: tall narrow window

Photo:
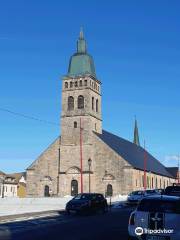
[106,184,113,197]
[74,121,77,128]
[75,81,78,87]
[78,95,84,109]
[70,82,73,88]
[96,99,98,112]
[92,97,94,110]
[84,80,87,86]
[79,80,82,87]
[68,96,74,110]
[71,180,78,196]
[65,82,68,88]
[156,178,158,188]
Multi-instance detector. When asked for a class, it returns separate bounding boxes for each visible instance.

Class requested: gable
[27,137,60,170]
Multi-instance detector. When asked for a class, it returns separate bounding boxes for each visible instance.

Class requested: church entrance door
[71,180,78,196]
[44,185,50,197]
[106,184,113,197]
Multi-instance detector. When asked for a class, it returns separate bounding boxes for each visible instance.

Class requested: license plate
[146,236,167,240]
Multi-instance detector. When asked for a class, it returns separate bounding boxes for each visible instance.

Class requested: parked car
[164,184,180,197]
[66,193,108,214]
[127,190,159,205]
[128,195,180,240]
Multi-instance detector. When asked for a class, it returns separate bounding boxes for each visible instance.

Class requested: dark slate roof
[96,130,173,178]
[165,167,178,178]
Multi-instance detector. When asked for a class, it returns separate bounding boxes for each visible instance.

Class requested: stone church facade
[27,30,176,197]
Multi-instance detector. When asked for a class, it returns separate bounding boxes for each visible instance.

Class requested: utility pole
[80,118,83,193]
[178,155,180,184]
[57,137,60,195]
[143,140,147,191]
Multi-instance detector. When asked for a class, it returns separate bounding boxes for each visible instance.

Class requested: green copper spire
[67,29,96,78]
[133,118,140,146]
[77,28,87,53]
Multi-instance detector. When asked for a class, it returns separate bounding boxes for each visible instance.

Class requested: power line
[0,107,98,134]
[0,107,59,126]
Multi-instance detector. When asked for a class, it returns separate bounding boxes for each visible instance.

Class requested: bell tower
[61,29,102,145]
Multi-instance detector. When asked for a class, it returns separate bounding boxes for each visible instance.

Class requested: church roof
[66,29,96,78]
[165,167,179,178]
[96,130,173,178]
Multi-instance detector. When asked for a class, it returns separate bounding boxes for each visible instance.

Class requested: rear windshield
[131,191,144,195]
[138,199,180,214]
[73,194,97,200]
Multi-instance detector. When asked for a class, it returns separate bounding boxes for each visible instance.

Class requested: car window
[133,191,144,195]
[74,194,91,200]
[138,199,180,214]
[146,190,156,194]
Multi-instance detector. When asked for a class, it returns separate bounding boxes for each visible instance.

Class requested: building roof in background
[96,130,173,178]
[0,171,5,176]
[166,167,179,178]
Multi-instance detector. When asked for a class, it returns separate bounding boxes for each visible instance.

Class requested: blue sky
[0,0,180,173]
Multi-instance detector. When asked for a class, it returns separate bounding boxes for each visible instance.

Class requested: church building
[26,30,176,197]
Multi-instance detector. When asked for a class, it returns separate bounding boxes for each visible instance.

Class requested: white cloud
[163,155,179,167]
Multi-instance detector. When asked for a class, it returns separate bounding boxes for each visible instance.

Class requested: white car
[127,190,159,205]
[128,195,180,240]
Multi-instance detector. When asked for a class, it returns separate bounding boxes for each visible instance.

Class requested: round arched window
[68,96,74,110]
[78,95,84,109]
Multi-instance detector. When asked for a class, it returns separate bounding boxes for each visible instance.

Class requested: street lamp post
[2,179,5,198]
[88,158,92,193]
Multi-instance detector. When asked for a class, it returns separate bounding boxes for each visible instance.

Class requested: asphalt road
[0,207,135,240]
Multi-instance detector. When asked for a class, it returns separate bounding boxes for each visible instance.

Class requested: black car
[164,184,180,196]
[66,193,108,214]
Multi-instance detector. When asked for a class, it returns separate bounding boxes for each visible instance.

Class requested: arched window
[96,99,98,112]
[74,121,77,128]
[156,178,158,188]
[78,95,84,109]
[70,82,73,88]
[147,176,149,188]
[106,184,113,197]
[84,80,87,86]
[79,80,82,87]
[71,180,78,196]
[75,81,78,87]
[44,185,50,197]
[68,96,74,110]
[65,82,68,88]
[92,97,94,110]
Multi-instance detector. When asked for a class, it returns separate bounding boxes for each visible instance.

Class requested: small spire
[79,27,84,39]
[77,27,87,54]
[133,117,140,146]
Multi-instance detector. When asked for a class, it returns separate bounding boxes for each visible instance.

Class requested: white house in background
[0,171,5,198]
[3,175,17,197]
[0,172,26,198]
